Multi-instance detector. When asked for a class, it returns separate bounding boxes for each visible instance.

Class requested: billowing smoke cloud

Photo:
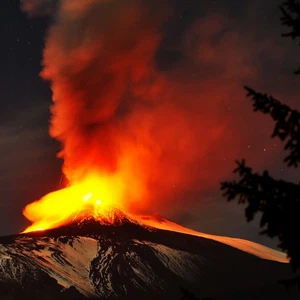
[22,0,283,216]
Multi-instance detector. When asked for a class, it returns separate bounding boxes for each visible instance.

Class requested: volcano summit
[0,210,299,300]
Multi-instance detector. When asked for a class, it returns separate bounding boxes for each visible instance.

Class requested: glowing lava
[22,174,126,233]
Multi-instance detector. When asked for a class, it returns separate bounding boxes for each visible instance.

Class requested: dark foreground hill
[0,212,299,299]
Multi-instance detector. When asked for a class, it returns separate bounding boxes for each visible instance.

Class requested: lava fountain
[22,173,129,233]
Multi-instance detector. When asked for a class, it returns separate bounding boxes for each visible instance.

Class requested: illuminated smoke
[22,0,278,216]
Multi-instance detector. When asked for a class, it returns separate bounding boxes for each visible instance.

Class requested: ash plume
[22,0,282,216]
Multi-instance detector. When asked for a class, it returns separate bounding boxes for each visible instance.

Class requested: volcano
[0,210,299,300]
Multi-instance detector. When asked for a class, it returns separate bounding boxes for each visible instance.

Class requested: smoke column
[22,0,279,216]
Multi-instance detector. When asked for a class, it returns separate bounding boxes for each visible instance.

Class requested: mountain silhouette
[0,210,299,299]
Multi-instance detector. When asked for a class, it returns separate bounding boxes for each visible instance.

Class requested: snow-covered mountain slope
[0,214,298,300]
[137,214,288,263]
[0,236,97,297]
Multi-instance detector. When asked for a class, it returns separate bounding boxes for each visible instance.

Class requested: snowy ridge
[0,215,297,299]
[0,232,204,298]
[0,236,98,297]
[137,215,288,263]
[90,239,165,297]
[134,240,205,283]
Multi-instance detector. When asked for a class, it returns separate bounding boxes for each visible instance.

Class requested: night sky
[1,0,299,249]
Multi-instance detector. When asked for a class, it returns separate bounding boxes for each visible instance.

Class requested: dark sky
[0,0,299,249]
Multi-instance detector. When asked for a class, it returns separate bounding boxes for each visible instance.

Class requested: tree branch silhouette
[221,160,300,271]
[221,0,300,281]
[244,87,300,167]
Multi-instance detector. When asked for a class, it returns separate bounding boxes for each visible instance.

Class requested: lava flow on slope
[21,168,288,266]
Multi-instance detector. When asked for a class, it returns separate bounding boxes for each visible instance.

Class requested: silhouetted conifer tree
[221,0,300,277]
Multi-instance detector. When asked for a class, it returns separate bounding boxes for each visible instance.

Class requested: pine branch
[280,0,300,72]
[280,0,300,39]
[221,160,300,271]
[244,86,300,167]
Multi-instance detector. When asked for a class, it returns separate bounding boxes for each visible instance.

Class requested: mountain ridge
[0,212,299,299]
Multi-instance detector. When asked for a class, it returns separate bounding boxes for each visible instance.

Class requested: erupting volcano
[22,174,133,233]
[20,0,243,235]
[2,205,299,299]
[21,0,168,233]
[2,1,299,299]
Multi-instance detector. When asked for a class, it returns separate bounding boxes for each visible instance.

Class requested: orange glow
[136,215,289,264]
[21,0,290,239]
[22,173,131,233]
